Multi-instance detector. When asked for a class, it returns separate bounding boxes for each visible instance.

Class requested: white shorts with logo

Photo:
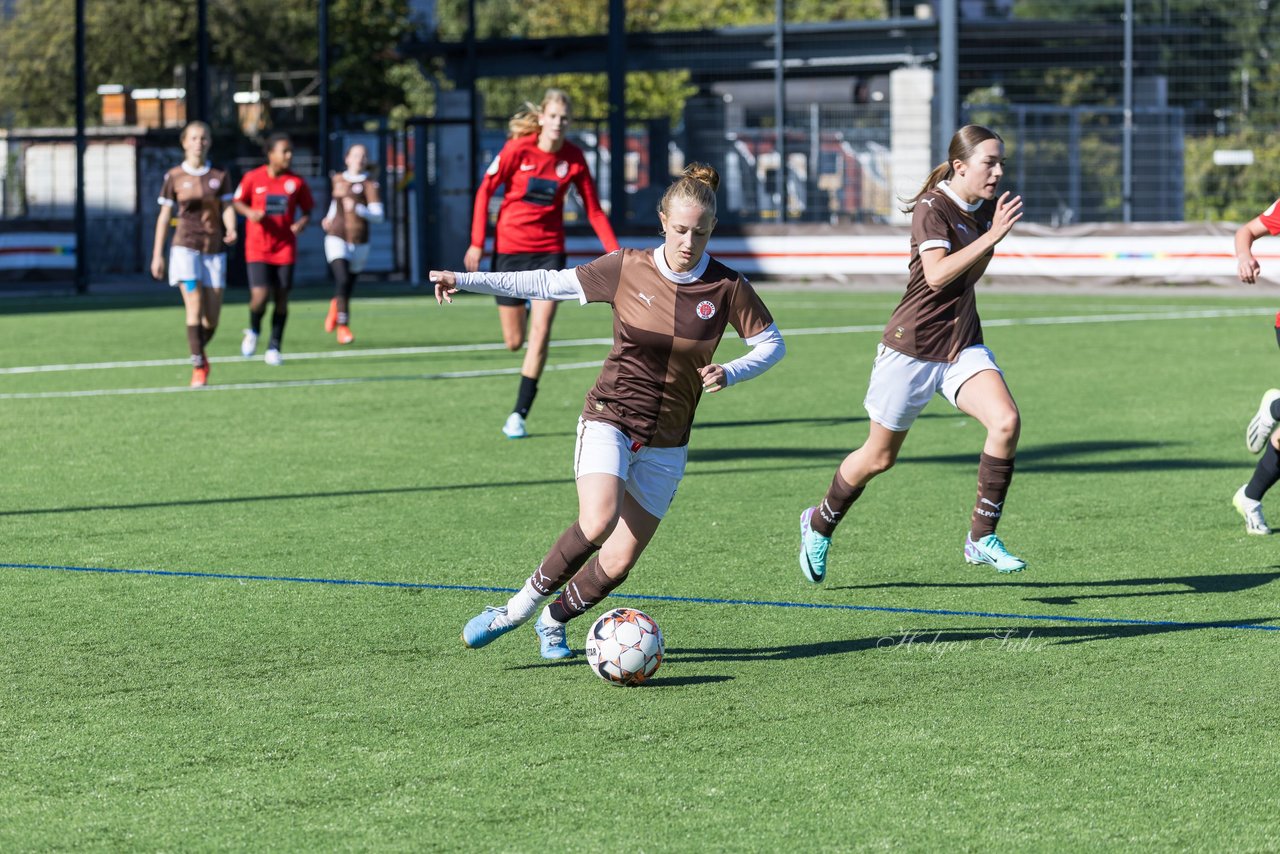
[574,418,687,520]
[324,235,371,273]
[863,343,1003,432]
[168,246,226,289]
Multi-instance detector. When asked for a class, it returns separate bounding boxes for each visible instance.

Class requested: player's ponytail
[901,124,1003,213]
[659,162,719,217]
[509,88,571,138]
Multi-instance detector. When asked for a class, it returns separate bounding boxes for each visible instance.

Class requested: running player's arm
[220,177,237,244]
[1236,201,1280,284]
[290,180,314,235]
[151,172,175,280]
[356,181,384,223]
[233,172,263,221]
[572,162,620,253]
[921,191,1022,289]
[466,146,518,270]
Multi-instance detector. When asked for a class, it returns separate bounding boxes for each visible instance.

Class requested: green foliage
[1184,132,1280,223]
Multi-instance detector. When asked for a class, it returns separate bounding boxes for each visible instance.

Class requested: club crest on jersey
[556,161,569,178]
[352,183,363,194]
[696,300,716,320]
[486,155,501,176]
[284,178,298,193]
[208,178,220,190]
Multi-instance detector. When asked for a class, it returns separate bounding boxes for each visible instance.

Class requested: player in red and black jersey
[436,165,785,661]
[1231,204,1280,534]
[233,132,314,366]
[150,121,237,388]
[466,89,620,439]
[799,125,1028,579]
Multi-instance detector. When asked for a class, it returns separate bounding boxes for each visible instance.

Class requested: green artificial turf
[1,284,1277,850]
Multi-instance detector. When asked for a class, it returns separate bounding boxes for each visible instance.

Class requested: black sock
[1270,397,1280,421]
[249,309,265,335]
[269,310,287,351]
[1245,442,1280,501]
[332,260,353,324]
[1274,312,1280,350]
[514,375,538,418]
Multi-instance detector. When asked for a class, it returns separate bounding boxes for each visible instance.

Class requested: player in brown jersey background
[321,143,384,345]
[150,120,238,388]
[435,164,785,661]
[465,89,620,440]
[799,125,1028,578]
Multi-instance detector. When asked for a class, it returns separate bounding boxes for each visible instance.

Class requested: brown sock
[186,325,206,367]
[529,522,599,596]
[547,556,626,623]
[202,325,216,346]
[811,471,864,537]
[970,453,1015,539]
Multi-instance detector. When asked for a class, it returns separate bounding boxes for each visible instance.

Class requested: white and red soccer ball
[585,607,664,686]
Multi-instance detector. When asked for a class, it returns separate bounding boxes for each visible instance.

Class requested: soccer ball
[584,607,664,686]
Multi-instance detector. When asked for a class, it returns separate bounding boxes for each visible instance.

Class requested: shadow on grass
[503,658,733,687]
[912,439,1239,473]
[0,461,830,517]
[668,617,1278,659]
[830,570,1280,605]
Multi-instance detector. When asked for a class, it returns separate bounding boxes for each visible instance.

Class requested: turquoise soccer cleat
[799,506,831,584]
[964,533,1027,573]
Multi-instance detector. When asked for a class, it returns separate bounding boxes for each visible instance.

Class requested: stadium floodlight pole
[1122,0,1134,223]
[74,0,88,294]
[196,0,209,122]
[319,0,330,174]
[774,0,785,224]
[937,0,958,165]
[608,0,626,225]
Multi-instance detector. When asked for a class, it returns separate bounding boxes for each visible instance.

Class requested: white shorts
[324,235,371,273]
[863,343,1003,432]
[169,246,226,289]
[573,418,687,520]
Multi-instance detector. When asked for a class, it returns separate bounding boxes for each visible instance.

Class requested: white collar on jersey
[652,246,712,284]
[937,180,984,213]
[342,171,368,182]
[181,161,212,177]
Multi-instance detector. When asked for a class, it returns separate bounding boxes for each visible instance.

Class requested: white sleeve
[720,323,785,387]
[355,202,385,223]
[456,268,585,303]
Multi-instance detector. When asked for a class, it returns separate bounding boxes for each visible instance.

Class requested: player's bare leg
[955,369,1026,571]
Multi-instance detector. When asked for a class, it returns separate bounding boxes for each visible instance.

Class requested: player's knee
[988,408,1021,443]
[578,513,619,544]
[866,449,897,475]
[504,332,525,351]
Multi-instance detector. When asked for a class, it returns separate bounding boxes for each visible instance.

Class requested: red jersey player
[465,89,619,439]
[233,132,314,365]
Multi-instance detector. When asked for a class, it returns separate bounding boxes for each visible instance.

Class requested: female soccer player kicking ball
[799,124,1027,579]
[435,164,784,660]
[1231,203,1280,534]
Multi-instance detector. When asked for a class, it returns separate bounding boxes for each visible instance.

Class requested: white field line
[0,307,1270,401]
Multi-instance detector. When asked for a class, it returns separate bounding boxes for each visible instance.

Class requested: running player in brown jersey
[321,143,384,345]
[799,125,1028,578]
[435,164,785,660]
[150,120,238,388]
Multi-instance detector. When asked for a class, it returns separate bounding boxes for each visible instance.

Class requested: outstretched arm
[431,267,585,305]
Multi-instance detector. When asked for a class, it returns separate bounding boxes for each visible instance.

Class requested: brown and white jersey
[323,171,381,244]
[158,162,232,254]
[882,181,997,362]
[573,248,774,448]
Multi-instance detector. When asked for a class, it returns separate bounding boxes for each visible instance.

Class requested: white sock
[498,578,550,628]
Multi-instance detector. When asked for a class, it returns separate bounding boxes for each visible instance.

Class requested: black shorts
[247,262,295,291]
[492,252,566,307]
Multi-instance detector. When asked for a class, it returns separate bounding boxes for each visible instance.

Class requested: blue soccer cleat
[534,612,574,659]
[964,533,1027,573]
[461,605,520,649]
[799,506,831,584]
